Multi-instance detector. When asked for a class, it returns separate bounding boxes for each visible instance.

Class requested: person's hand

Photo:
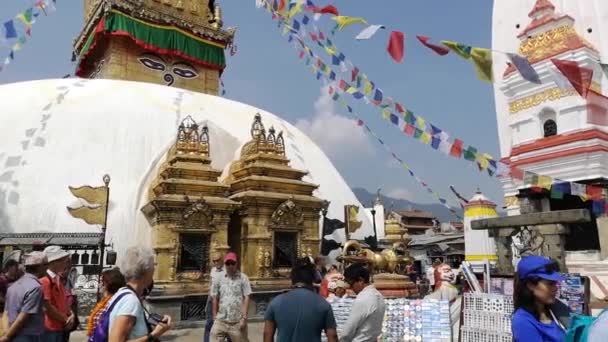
[151,315,172,337]
[64,314,75,330]
[0,336,9,342]
[239,317,247,330]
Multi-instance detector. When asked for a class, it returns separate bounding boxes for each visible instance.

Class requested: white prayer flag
[355,25,385,40]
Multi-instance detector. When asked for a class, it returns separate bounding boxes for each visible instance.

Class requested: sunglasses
[225,261,236,266]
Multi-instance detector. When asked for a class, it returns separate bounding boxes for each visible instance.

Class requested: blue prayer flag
[508,53,541,84]
[4,20,17,39]
[389,114,399,125]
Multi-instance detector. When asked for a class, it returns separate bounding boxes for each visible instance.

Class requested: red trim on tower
[528,0,555,18]
[510,129,608,157]
[508,145,608,168]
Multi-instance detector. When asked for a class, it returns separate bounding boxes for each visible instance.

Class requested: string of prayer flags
[387,31,404,63]
[416,36,449,56]
[355,25,385,40]
[551,59,593,98]
[441,41,472,60]
[470,48,494,83]
[331,16,368,30]
[16,8,34,35]
[508,53,541,84]
[550,182,571,200]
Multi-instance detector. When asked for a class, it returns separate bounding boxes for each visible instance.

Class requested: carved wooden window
[543,119,557,137]
[178,233,210,273]
[273,232,297,268]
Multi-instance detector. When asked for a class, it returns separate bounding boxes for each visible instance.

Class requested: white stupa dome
[0,79,371,256]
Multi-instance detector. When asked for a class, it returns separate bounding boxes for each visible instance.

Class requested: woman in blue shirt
[512,255,566,342]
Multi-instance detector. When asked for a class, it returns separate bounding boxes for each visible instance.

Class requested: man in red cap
[210,252,251,342]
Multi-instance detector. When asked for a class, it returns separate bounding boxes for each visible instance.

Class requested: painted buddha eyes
[139,56,166,71]
[172,63,198,79]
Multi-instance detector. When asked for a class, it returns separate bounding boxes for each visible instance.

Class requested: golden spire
[175,115,210,157]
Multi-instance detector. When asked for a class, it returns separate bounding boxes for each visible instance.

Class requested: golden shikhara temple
[74,0,235,94]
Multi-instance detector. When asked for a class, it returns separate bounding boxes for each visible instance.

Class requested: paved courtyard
[70,322,265,341]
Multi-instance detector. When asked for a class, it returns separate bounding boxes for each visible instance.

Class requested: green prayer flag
[414,128,423,139]
[441,41,472,60]
[551,186,564,199]
[471,48,494,83]
[463,146,477,161]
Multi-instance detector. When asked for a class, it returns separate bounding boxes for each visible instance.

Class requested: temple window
[178,233,210,273]
[273,231,298,268]
[543,119,557,137]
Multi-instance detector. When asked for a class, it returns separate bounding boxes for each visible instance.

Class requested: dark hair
[344,263,370,284]
[2,259,19,272]
[290,257,315,285]
[513,275,545,320]
[102,268,126,294]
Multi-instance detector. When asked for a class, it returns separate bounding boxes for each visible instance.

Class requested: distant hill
[352,188,464,223]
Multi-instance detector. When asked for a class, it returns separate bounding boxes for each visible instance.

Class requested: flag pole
[96,174,111,301]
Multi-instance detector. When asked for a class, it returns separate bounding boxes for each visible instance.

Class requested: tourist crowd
[0,247,388,342]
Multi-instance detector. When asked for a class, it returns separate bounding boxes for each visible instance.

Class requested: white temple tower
[463,190,498,273]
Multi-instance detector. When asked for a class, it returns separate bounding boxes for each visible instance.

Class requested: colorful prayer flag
[551,59,593,98]
[355,25,385,40]
[571,183,587,201]
[471,48,493,83]
[450,139,463,158]
[387,31,405,63]
[441,41,472,60]
[508,53,541,84]
[416,36,449,56]
[331,16,368,30]
[3,20,17,39]
[16,8,34,30]
[587,185,603,201]
[309,5,339,16]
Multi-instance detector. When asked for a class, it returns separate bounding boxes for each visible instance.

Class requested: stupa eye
[138,55,166,71]
[172,63,198,79]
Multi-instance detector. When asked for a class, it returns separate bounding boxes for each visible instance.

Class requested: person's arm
[325,328,338,342]
[3,286,43,341]
[324,303,338,342]
[339,297,368,342]
[2,312,29,341]
[40,278,69,324]
[263,320,276,342]
[108,315,171,342]
[240,276,252,329]
[211,278,220,319]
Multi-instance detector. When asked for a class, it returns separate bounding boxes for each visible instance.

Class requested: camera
[147,313,168,327]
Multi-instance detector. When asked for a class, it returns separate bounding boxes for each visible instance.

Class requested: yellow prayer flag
[324,46,337,56]
[12,43,21,52]
[331,16,368,30]
[420,132,432,145]
[538,175,553,190]
[416,116,425,129]
[67,206,106,225]
[382,109,390,120]
[287,3,303,18]
[346,87,357,94]
[471,48,494,83]
[346,205,363,234]
[69,185,108,205]
[363,79,373,95]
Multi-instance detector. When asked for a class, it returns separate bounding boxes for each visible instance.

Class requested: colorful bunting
[441,41,472,60]
[470,48,493,83]
[416,35,449,56]
[355,25,385,40]
[331,16,368,30]
[508,53,541,84]
[551,59,593,98]
[387,31,404,63]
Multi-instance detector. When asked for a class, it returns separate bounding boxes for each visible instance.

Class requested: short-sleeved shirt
[512,308,565,342]
[108,287,149,340]
[209,266,225,295]
[211,272,252,323]
[265,287,336,342]
[40,273,70,331]
[5,273,44,336]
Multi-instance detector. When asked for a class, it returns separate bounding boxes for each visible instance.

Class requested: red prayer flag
[352,67,359,82]
[404,124,415,136]
[587,185,603,201]
[357,119,364,126]
[328,86,334,95]
[586,90,608,125]
[298,50,305,59]
[308,5,339,16]
[395,102,405,113]
[338,80,347,90]
[309,32,318,41]
[416,35,449,56]
[387,31,405,63]
[278,0,286,12]
[551,59,593,98]
[509,167,524,181]
[319,31,325,40]
[450,139,463,158]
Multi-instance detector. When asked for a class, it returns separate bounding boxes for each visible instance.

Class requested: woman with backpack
[103,247,172,342]
[87,268,126,338]
[512,256,567,342]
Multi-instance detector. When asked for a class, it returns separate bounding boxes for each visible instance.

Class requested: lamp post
[370,201,378,250]
[97,174,111,301]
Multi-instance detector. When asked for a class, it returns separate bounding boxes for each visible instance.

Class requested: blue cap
[517,255,565,282]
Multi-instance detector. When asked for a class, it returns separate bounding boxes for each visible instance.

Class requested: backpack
[88,291,131,342]
[565,308,608,342]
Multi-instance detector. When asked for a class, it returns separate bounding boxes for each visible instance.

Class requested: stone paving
[70,322,265,341]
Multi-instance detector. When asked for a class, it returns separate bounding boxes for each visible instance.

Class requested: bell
[91,251,100,265]
[106,250,117,266]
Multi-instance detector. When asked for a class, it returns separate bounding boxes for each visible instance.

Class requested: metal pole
[96,174,111,301]
[371,204,378,250]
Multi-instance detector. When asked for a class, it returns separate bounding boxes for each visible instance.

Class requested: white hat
[24,251,47,266]
[43,245,70,263]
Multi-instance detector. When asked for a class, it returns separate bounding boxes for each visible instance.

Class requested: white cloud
[296,85,374,160]
[387,188,413,201]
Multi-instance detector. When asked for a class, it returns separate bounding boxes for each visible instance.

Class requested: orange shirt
[40,275,69,331]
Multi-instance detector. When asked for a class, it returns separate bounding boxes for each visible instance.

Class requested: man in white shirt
[205,252,225,342]
[340,264,385,342]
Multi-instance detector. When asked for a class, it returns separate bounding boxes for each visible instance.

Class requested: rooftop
[396,210,435,219]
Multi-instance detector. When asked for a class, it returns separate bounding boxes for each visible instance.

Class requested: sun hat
[24,251,48,266]
[517,255,565,282]
[43,245,70,263]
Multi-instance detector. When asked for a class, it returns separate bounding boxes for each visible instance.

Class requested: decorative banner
[262,0,608,215]
[331,16,368,31]
[355,25,385,40]
[508,53,541,84]
[387,31,405,63]
[416,35,449,56]
[470,48,493,83]
[551,58,593,98]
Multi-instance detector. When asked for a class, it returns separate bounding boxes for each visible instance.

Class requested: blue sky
[0,1,503,213]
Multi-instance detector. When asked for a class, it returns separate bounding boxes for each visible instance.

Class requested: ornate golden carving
[519,26,573,60]
[241,114,287,157]
[270,198,304,228]
[504,196,520,207]
[509,87,576,114]
[176,116,210,156]
[183,198,215,228]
